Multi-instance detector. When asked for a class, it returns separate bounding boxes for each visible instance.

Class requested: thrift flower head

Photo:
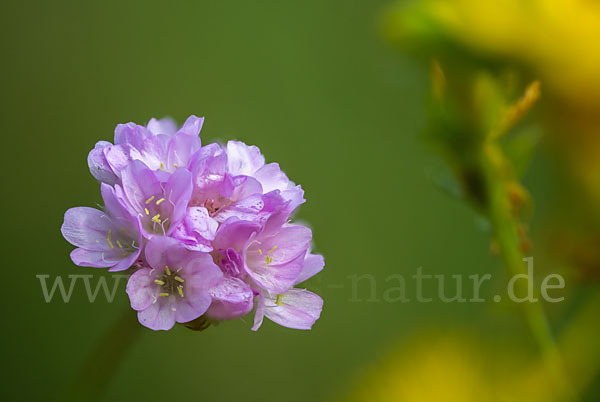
[62,115,324,331]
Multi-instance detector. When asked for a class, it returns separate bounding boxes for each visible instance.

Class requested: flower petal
[70,249,119,268]
[250,225,312,265]
[264,289,323,330]
[167,133,202,169]
[184,253,223,291]
[176,115,204,137]
[121,160,163,216]
[104,144,134,176]
[100,183,135,225]
[88,141,119,185]
[137,300,177,331]
[213,218,262,252]
[245,250,306,294]
[263,185,306,234]
[126,268,155,311]
[226,140,264,176]
[144,236,186,270]
[215,194,265,223]
[114,122,150,148]
[206,277,254,320]
[134,134,170,171]
[174,294,212,323]
[172,207,218,251]
[253,163,290,193]
[251,292,266,331]
[61,207,111,250]
[108,252,139,272]
[147,117,177,136]
[295,253,325,284]
[164,167,193,232]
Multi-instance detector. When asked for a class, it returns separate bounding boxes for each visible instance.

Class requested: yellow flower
[386,0,600,107]
[341,331,565,402]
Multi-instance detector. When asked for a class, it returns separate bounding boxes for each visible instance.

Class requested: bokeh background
[2,0,599,401]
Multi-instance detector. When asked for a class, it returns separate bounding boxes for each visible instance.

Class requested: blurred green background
[1,0,595,401]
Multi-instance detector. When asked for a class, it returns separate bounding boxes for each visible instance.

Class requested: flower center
[203,197,232,217]
[154,265,185,298]
[257,245,278,266]
[105,228,138,257]
[143,195,170,234]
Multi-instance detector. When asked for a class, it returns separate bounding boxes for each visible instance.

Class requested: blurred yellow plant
[373,4,600,401]
[384,0,600,206]
[385,0,600,107]
[342,293,600,402]
[342,331,555,402]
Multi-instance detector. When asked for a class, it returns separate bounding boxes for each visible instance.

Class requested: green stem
[483,147,578,402]
[65,308,141,402]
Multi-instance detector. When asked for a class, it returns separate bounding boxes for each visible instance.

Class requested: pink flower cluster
[61,116,323,331]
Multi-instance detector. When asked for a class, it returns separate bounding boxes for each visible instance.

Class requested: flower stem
[65,308,141,402]
[482,145,579,402]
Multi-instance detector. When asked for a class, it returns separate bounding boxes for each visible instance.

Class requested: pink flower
[63,115,325,332]
[126,237,222,331]
[61,183,142,272]
[252,253,324,330]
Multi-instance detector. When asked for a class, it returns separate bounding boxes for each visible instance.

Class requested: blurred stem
[482,144,578,402]
[65,308,141,402]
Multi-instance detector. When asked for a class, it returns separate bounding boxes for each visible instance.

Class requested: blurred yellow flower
[386,0,600,108]
[341,331,568,402]
[385,0,600,242]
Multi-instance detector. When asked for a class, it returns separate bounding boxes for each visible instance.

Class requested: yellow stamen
[151,214,162,223]
[160,162,165,170]
[173,163,179,168]
[154,279,165,285]
[275,294,283,306]
[257,249,263,255]
[159,292,169,297]
[269,245,278,254]
[174,276,184,283]
[116,240,123,248]
[145,195,155,204]
[106,230,114,249]
[144,208,150,215]
[165,266,171,275]
[156,198,165,205]
[177,286,184,298]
